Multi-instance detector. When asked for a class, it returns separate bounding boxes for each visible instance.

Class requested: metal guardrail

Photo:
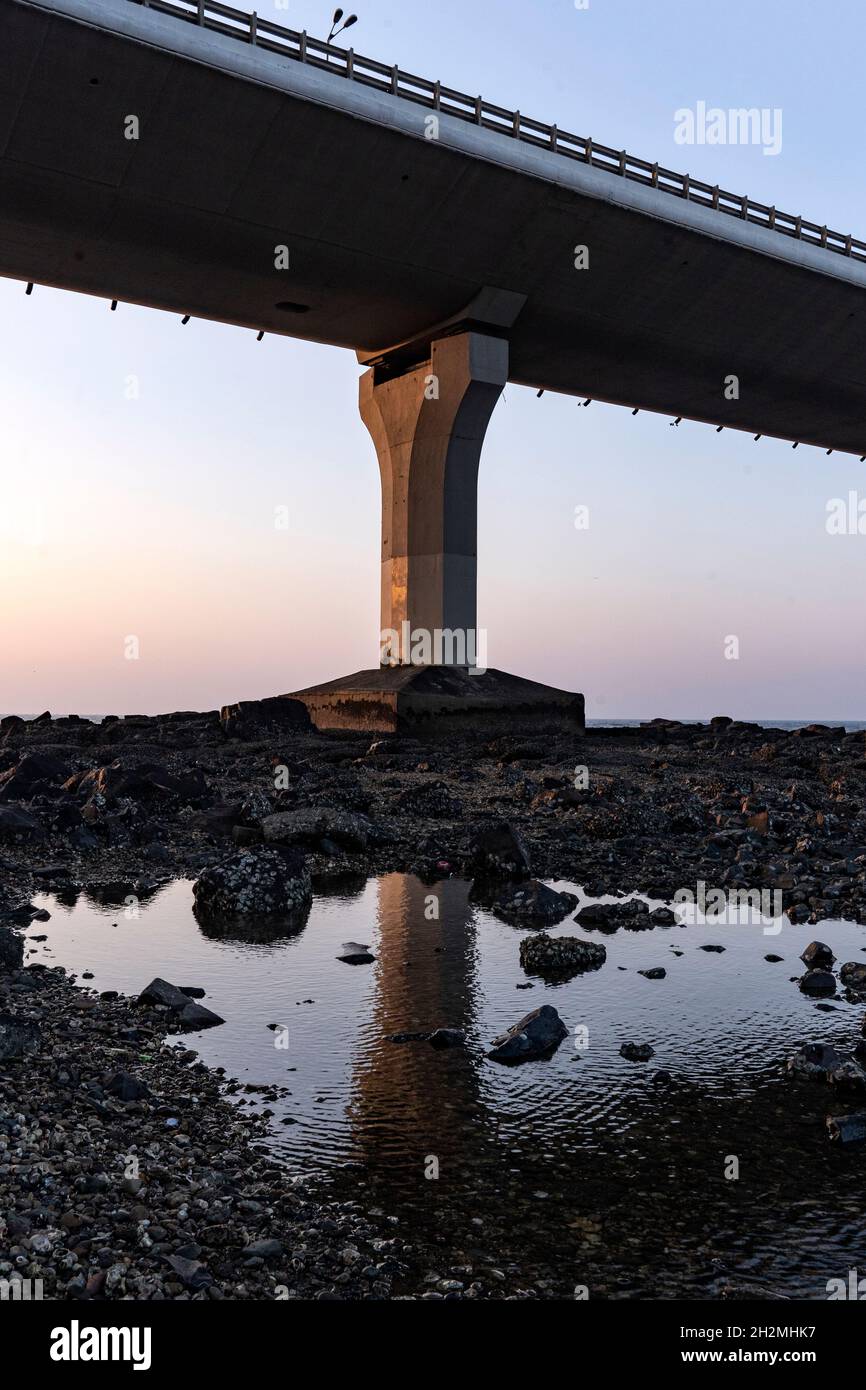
[132,0,866,264]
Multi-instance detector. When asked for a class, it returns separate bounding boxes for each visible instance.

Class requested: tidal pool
[25,875,866,1299]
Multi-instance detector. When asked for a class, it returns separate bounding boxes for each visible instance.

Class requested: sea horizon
[4,712,864,732]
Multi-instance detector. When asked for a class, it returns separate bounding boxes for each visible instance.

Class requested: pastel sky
[1,0,864,719]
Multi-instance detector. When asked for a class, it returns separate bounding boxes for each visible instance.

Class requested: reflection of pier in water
[347,874,492,1179]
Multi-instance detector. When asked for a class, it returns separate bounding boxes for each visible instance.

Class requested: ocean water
[586,719,866,732]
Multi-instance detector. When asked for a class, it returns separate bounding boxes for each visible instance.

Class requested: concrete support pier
[360,331,507,665]
[287,329,584,734]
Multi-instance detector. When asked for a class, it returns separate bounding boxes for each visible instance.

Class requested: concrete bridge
[3,0,865,727]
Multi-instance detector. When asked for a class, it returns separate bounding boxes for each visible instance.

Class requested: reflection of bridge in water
[338,873,600,1293]
[347,874,490,1181]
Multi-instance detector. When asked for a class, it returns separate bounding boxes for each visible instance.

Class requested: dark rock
[575,900,652,932]
[262,809,376,853]
[237,791,274,827]
[193,847,312,922]
[394,782,462,819]
[0,805,43,841]
[105,1071,151,1102]
[242,1238,283,1259]
[786,904,811,925]
[649,907,678,926]
[220,696,311,739]
[136,976,224,1030]
[138,978,190,1011]
[177,1001,224,1031]
[231,825,263,847]
[428,1028,466,1049]
[519,932,606,977]
[800,941,835,969]
[0,927,24,971]
[799,968,836,995]
[840,962,866,994]
[467,822,531,879]
[828,1060,866,1095]
[188,802,243,836]
[488,1004,568,1063]
[827,1112,866,1144]
[786,1042,845,1080]
[0,1013,40,1060]
[0,903,38,925]
[699,943,726,953]
[0,751,69,800]
[337,942,376,965]
[639,967,667,980]
[620,1041,655,1062]
[482,880,578,927]
[165,1254,213,1290]
[69,760,209,806]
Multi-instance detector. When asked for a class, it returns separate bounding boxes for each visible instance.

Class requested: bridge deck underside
[1,1,865,453]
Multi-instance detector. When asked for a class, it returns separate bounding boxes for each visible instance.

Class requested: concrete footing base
[286,667,585,736]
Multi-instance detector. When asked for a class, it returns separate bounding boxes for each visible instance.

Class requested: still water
[26,876,866,1299]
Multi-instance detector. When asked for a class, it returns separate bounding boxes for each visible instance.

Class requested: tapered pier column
[287,328,582,732]
[359,331,508,664]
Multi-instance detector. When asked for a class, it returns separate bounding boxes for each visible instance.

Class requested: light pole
[327,8,358,45]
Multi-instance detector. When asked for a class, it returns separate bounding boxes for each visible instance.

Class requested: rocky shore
[2,702,865,1300]
[1,705,864,924]
[0,950,426,1300]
